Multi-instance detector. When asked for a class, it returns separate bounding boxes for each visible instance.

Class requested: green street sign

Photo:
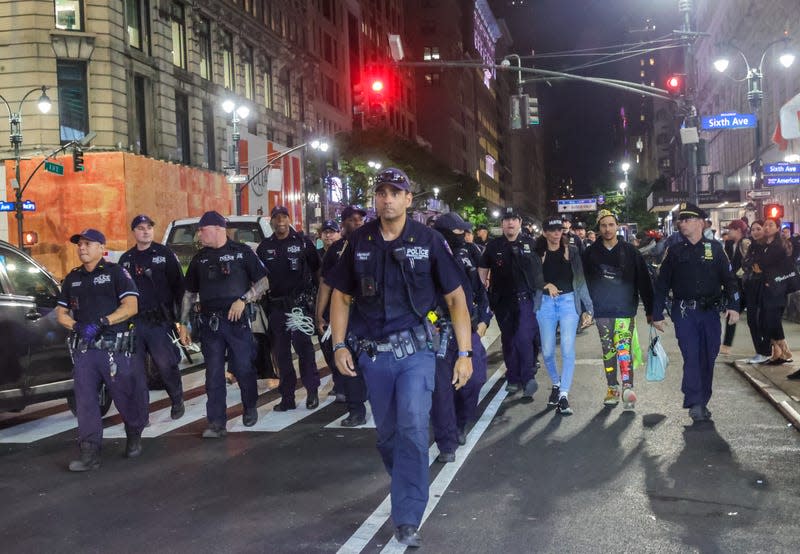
[44,161,64,175]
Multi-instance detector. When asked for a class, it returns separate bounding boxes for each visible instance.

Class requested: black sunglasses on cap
[376,170,407,184]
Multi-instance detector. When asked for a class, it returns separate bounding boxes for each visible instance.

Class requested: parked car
[0,240,111,415]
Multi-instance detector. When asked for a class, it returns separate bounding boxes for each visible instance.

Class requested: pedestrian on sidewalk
[652,203,740,423]
[720,219,751,356]
[582,209,653,411]
[741,220,772,363]
[752,216,795,365]
[534,216,594,416]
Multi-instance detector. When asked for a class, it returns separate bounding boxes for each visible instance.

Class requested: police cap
[198,211,227,228]
[130,214,155,230]
[70,228,106,244]
[341,205,367,220]
[543,217,563,231]
[677,202,706,220]
[321,219,340,232]
[501,207,521,220]
[374,168,411,192]
[434,212,471,232]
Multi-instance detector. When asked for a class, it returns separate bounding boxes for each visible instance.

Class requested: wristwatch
[333,342,348,352]
[457,350,473,358]
[239,294,247,303]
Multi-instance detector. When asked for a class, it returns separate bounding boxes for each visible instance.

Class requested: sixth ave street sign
[700,112,757,130]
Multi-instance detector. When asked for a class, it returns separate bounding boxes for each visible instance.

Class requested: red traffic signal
[23,231,39,246]
[764,203,784,220]
[370,79,385,93]
[665,74,685,95]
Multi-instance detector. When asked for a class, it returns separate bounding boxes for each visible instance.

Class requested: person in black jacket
[582,210,653,411]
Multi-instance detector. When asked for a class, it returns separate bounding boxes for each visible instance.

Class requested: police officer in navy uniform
[328,168,473,548]
[431,213,491,463]
[56,229,148,471]
[478,208,544,398]
[257,205,322,411]
[316,205,369,425]
[178,211,270,438]
[652,202,739,422]
[119,214,185,419]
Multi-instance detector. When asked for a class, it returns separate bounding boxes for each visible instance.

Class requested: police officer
[316,205,368,425]
[431,213,491,463]
[56,228,148,471]
[562,215,585,255]
[178,211,269,438]
[474,224,489,246]
[328,168,473,548]
[478,208,544,398]
[257,206,321,411]
[652,202,739,422]
[318,219,341,259]
[119,215,185,419]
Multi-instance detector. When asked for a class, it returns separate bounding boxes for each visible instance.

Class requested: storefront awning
[647,189,742,212]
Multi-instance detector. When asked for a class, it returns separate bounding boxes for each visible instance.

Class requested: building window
[125,0,150,52]
[283,73,292,119]
[485,155,496,179]
[222,32,234,90]
[54,0,83,31]
[169,2,187,69]
[243,45,254,100]
[203,102,216,170]
[132,75,148,155]
[298,78,305,122]
[198,16,212,81]
[424,73,440,86]
[263,58,273,110]
[175,92,191,164]
[649,58,655,66]
[422,47,440,61]
[56,60,89,143]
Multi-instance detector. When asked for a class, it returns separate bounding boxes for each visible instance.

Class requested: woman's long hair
[535,233,569,258]
[759,218,793,256]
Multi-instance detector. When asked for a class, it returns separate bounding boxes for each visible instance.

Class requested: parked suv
[0,240,111,414]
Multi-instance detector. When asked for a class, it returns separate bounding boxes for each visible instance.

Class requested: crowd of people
[52,168,800,547]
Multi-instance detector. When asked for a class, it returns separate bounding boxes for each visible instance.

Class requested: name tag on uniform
[152,256,166,265]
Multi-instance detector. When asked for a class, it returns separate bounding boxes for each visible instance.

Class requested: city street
[2,315,800,553]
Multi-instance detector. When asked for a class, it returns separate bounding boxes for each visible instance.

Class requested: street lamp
[0,85,52,248]
[433,187,440,199]
[712,37,795,199]
[619,181,628,194]
[310,138,331,221]
[367,160,382,170]
[221,99,250,214]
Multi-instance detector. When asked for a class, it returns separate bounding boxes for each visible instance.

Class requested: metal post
[14,139,23,248]
[231,113,241,215]
[679,0,699,206]
[749,68,765,213]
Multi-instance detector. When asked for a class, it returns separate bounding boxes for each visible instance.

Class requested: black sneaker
[201,424,227,439]
[556,396,573,415]
[124,433,142,458]
[274,400,296,412]
[788,368,800,380]
[341,413,367,427]
[436,451,455,463]
[242,407,258,427]
[306,391,319,409]
[457,426,467,446]
[170,400,185,420]
[395,525,422,548]
[547,385,560,407]
[688,404,709,422]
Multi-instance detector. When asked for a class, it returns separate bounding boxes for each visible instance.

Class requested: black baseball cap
[70,228,106,244]
[321,219,340,232]
[130,214,155,230]
[434,212,471,232]
[271,205,290,218]
[341,205,367,220]
[543,217,563,231]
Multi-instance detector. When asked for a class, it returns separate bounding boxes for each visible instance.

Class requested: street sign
[747,189,772,199]
[557,198,597,213]
[0,201,14,212]
[44,161,64,175]
[21,200,35,211]
[700,112,757,131]
[226,174,248,184]
[765,175,800,186]
[764,162,800,175]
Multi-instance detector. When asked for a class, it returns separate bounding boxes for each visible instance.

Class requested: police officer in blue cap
[119,215,185,419]
[652,202,739,422]
[178,211,269,437]
[328,168,473,548]
[431,212,491,462]
[316,205,369,425]
[478,207,544,398]
[56,228,148,471]
[257,205,322,411]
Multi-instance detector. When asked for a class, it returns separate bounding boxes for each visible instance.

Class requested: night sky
[491,0,681,194]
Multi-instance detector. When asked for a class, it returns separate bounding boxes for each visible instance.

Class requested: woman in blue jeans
[534,217,594,415]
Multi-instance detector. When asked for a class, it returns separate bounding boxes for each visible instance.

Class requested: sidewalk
[727,318,800,429]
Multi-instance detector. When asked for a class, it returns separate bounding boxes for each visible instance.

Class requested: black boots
[125,432,143,458]
[69,442,101,472]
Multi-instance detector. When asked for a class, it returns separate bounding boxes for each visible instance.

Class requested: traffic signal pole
[678,0,700,206]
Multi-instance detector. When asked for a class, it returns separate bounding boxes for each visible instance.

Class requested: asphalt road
[2,315,800,553]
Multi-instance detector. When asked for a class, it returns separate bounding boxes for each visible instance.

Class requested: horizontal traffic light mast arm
[19,131,96,196]
[395,60,676,102]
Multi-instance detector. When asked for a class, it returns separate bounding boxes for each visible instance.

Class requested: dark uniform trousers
[200,316,257,425]
[358,348,435,527]
[671,305,721,408]
[267,307,320,401]
[74,348,149,447]
[498,298,538,386]
[135,317,183,403]
[318,330,368,416]
[432,332,488,454]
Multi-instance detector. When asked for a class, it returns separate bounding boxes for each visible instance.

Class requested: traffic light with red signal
[665,74,685,96]
[764,203,784,220]
[22,231,38,247]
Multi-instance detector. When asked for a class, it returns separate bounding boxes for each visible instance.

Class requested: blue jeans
[538,292,579,393]
[357,349,435,527]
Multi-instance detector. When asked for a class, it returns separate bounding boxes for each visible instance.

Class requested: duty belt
[676,297,723,317]
[347,324,432,362]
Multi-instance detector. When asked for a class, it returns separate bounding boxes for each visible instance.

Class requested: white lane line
[336,365,506,554]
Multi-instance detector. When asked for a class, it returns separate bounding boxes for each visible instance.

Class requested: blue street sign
[0,201,14,212]
[764,162,800,175]
[700,112,757,131]
[765,175,800,187]
[21,200,36,211]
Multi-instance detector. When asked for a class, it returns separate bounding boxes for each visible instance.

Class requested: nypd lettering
[406,246,430,260]
[93,274,112,285]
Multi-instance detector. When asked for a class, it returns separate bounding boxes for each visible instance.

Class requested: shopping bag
[646,325,669,381]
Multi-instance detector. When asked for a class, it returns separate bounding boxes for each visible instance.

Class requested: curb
[729,360,800,430]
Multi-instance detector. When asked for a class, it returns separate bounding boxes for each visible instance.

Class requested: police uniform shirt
[321,237,347,284]
[327,219,464,340]
[184,239,267,312]
[119,242,184,312]
[652,236,738,319]
[256,230,320,298]
[478,234,542,295]
[57,261,139,333]
[453,244,492,326]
